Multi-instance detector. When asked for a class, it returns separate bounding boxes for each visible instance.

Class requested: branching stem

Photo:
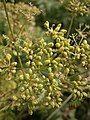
[3,0,14,41]
[67,15,74,38]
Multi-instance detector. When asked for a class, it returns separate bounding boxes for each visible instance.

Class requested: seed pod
[55,24,61,32]
[73,81,78,86]
[29,68,33,74]
[83,40,88,44]
[44,21,49,29]
[36,56,41,60]
[56,38,60,43]
[38,51,43,56]
[77,91,81,96]
[11,69,16,74]
[48,67,52,72]
[52,60,57,65]
[38,84,43,89]
[12,96,18,101]
[52,35,57,39]
[13,50,17,56]
[55,103,59,108]
[11,62,17,66]
[0,68,3,73]
[76,54,80,59]
[60,29,67,34]
[48,72,54,79]
[73,89,77,93]
[59,63,63,67]
[29,55,33,60]
[82,61,86,66]
[37,62,43,66]
[55,43,60,48]
[6,54,12,61]
[51,101,55,108]
[82,92,87,97]
[43,49,48,54]
[19,74,24,80]
[70,68,75,74]
[62,52,68,57]
[26,89,30,95]
[45,102,49,106]
[77,75,82,81]
[48,48,52,52]
[59,46,64,52]
[65,68,69,74]
[26,61,30,66]
[54,64,58,69]
[76,47,80,53]
[25,74,30,80]
[32,62,36,66]
[73,94,77,98]
[47,96,51,100]
[81,81,87,85]
[42,75,46,79]
[20,87,25,91]
[81,48,85,53]
[48,42,54,47]
[77,81,81,85]
[21,94,26,100]
[69,46,74,51]
[45,59,51,64]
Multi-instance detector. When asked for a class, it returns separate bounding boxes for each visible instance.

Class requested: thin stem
[79,36,83,45]
[3,0,14,41]
[0,103,12,113]
[46,93,73,120]
[67,15,74,38]
[15,110,28,120]
[17,51,27,80]
[17,52,25,76]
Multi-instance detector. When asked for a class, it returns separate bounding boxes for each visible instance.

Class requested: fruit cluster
[0,20,90,114]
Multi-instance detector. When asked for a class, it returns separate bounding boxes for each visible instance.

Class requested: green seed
[55,43,60,48]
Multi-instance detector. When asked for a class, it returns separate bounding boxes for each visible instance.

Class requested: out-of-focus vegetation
[0,0,90,120]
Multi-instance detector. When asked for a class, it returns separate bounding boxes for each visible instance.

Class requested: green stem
[17,52,25,75]
[67,15,74,38]
[17,51,27,80]
[46,93,73,120]
[3,0,14,41]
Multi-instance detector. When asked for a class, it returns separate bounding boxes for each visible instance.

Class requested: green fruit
[29,69,33,74]
[6,54,12,61]
[83,40,87,44]
[76,47,80,52]
[44,21,49,29]
[52,60,57,64]
[55,43,60,48]
[45,59,51,64]
[62,52,68,57]
[48,67,52,72]
[65,68,69,74]
[19,74,24,80]
[25,74,30,79]
[48,72,54,79]
[48,42,54,47]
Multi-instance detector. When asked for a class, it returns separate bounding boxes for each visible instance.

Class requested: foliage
[30,0,90,35]
[0,0,90,120]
